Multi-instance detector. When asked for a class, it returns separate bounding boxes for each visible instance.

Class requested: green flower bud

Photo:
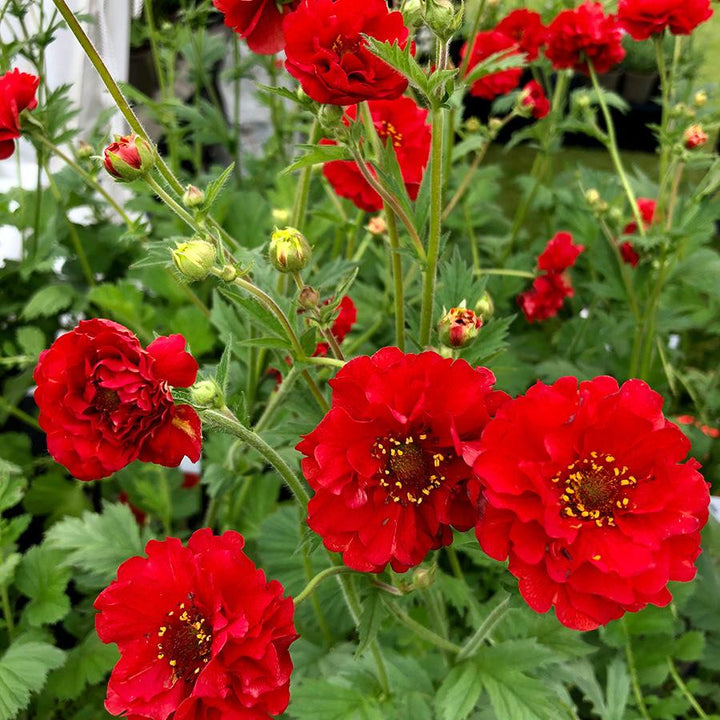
[190,379,224,409]
[401,0,425,30]
[438,305,482,348]
[694,90,708,107]
[474,291,494,322]
[77,141,94,159]
[219,264,238,282]
[182,184,205,208]
[269,227,312,273]
[317,103,345,132]
[425,0,463,41]
[412,565,437,590]
[298,285,320,310]
[171,239,216,282]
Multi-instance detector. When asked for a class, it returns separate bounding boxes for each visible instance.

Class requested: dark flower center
[378,121,403,148]
[553,451,637,527]
[94,387,120,413]
[156,600,212,681]
[372,433,450,506]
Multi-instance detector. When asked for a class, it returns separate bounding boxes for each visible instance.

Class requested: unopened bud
[684,123,708,149]
[269,227,312,273]
[464,117,482,133]
[171,239,216,282]
[575,93,591,111]
[670,103,687,119]
[182,185,205,208]
[401,0,425,29]
[412,565,436,590]
[366,215,387,235]
[438,305,482,348]
[219,264,238,282]
[585,188,607,213]
[103,133,155,182]
[488,117,503,138]
[190,380,224,408]
[298,285,320,310]
[424,0,463,41]
[318,103,345,132]
[694,90,708,107]
[474,291,494,322]
[77,141,94,159]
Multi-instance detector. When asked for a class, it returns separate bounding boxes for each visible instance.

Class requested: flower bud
[219,264,238,282]
[411,565,436,590]
[366,215,387,235]
[317,103,345,132]
[585,188,607,214]
[694,90,708,107]
[438,305,482,348]
[269,227,312,273]
[684,124,708,149]
[575,93,591,111]
[298,285,320,310]
[474,291,494,322]
[401,0,425,29]
[103,134,155,182]
[190,379,224,409]
[77,140,94,159]
[182,184,205,208]
[464,117,482,133]
[171,239,216,282]
[487,117,503,138]
[424,0,463,41]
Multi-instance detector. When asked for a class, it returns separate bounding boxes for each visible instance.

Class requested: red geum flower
[298,348,509,572]
[95,529,298,719]
[538,232,585,272]
[212,0,300,54]
[470,376,709,631]
[321,97,431,212]
[33,319,201,481]
[103,134,155,182]
[0,68,39,161]
[619,241,640,267]
[618,0,713,40]
[496,9,547,62]
[461,30,524,100]
[620,197,657,267]
[314,295,358,357]
[684,123,708,149]
[518,272,575,323]
[545,1,625,75]
[283,0,409,105]
[520,80,550,120]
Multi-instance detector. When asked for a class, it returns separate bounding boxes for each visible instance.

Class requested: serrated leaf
[480,670,559,720]
[0,554,20,588]
[21,285,74,320]
[283,144,353,176]
[216,337,232,395]
[463,49,527,89]
[202,163,235,212]
[15,547,70,627]
[0,468,25,513]
[288,679,383,720]
[605,658,630,720]
[355,591,385,658]
[45,502,152,587]
[15,327,45,357]
[434,663,483,720]
[0,638,65,719]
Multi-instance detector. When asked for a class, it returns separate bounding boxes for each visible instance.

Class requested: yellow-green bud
[219,264,238,282]
[694,90,708,107]
[171,239,216,282]
[412,565,436,590]
[401,0,425,29]
[298,285,320,310]
[424,0,463,40]
[77,141,94,159]
[474,291,494,322]
[182,184,205,208]
[318,103,345,132]
[269,227,312,273]
[438,305,482,348]
[464,117,482,133]
[190,380,224,408]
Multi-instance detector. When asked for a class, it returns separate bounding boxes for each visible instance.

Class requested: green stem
[667,658,708,718]
[291,273,345,361]
[442,139,488,221]
[294,565,356,606]
[475,268,535,278]
[291,120,322,229]
[386,209,405,350]
[254,366,300,433]
[0,399,40,431]
[201,408,310,508]
[382,597,462,654]
[456,595,511,661]
[146,175,204,234]
[458,0,487,80]
[624,619,651,720]
[0,581,14,641]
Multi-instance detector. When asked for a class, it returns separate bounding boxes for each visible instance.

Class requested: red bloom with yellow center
[469,376,709,630]
[298,348,509,572]
[95,529,298,720]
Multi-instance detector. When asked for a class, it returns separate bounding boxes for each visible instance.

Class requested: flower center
[552,451,637,527]
[156,600,212,681]
[94,387,120,413]
[372,433,450,506]
[378,121,403,148]
[331,33,362,56]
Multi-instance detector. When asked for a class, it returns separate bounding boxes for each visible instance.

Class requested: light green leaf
[15,547,70,627]
[434,663,484,720]
[288,679,383,720]
[22,285,74,320]
[355,591,385,658]
[283,144,353,176]
[605,658,630,720]
[202,163,235,212]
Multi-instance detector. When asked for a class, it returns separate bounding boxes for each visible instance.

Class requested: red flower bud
[438,306,483,348]
[684,124,708,149]
[103,134,155,182]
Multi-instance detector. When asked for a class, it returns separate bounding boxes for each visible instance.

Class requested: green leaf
[0,462,25,513]
[605,658,630,720]
[0,638,65,719]
[45,502,152,587]
[288,679,383,720]
[434,662,484,720]
[355,591,385,658]
[480,671,559,720]
[463,50,527,89]
[21,285,74,320]
[0,555,20,588]
[202,163,235,212]
[283,144,353,176]
[15,547,70,627]
[216,337,232,395]
[15,327,45,358]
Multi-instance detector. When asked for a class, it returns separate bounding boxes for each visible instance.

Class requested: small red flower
[298,348,509,572]
[537,232,585,272]
[314,295,358,356]
[0,68,39,161]
[461,30,524,100]
[701,424,720,438]
[33,319,201,481]
[283,0,409,105]
[520,81,550,120]
[545,1,625,75]
[496,9,547,62]
[103,134,155,181]
[620,197,656,266]
[321,97,431,212]
[470,376,709,630]
[619,241,640,267]
[95,529,298,719]
[518,272,575,323]
[684,123,708,149]
[212,0,300,54]
[618,0,713,40]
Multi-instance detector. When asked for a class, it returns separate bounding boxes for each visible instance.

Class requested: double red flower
[213,0,300,54]
[95,529,297,719]
[298,348,508,572]
[461,30,524,101]
[620,197,657,267]
[321,97,431,212]
[283,0,409,105]
[545,1,625,75]
[33,319,201,481]
[496,9,547,62]
[618,0,713,40]
[470,376,709,630]
[0,68,39,161]
[518,232,585,323]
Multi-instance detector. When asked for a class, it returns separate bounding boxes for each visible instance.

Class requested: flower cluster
[518,232,585,323]
[0,68,39,160]
[95,529,298,718]
[33,319,201,481]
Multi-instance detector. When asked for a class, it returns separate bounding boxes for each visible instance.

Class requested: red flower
[470,376,709,630]
[0,68,39,161]
[212,0,300,54]
[537,232,585,272]
[461,30,524,100]
[33,319,201,481]
[619,241,640,267]
[619,197,656,266]
[518,272,575,323]
[314,296,358,356]
[684,124,708,149]
[103,134,155,181]
[618,0,713,40]
[520,80,550,120]
[95,529,297,719]
[283,0,409,105]
[298,348,509,572]
[496,9,547,62]
[321,97,431,212]
[545,1,625,75]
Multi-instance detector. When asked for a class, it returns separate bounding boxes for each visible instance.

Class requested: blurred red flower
[461,30,524,100]
[213,0,300,54]
[496,9,547,61]
[520,80,550,119]
[620,197,657,266]
[618,0,713,40]
[0,68,39,160]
